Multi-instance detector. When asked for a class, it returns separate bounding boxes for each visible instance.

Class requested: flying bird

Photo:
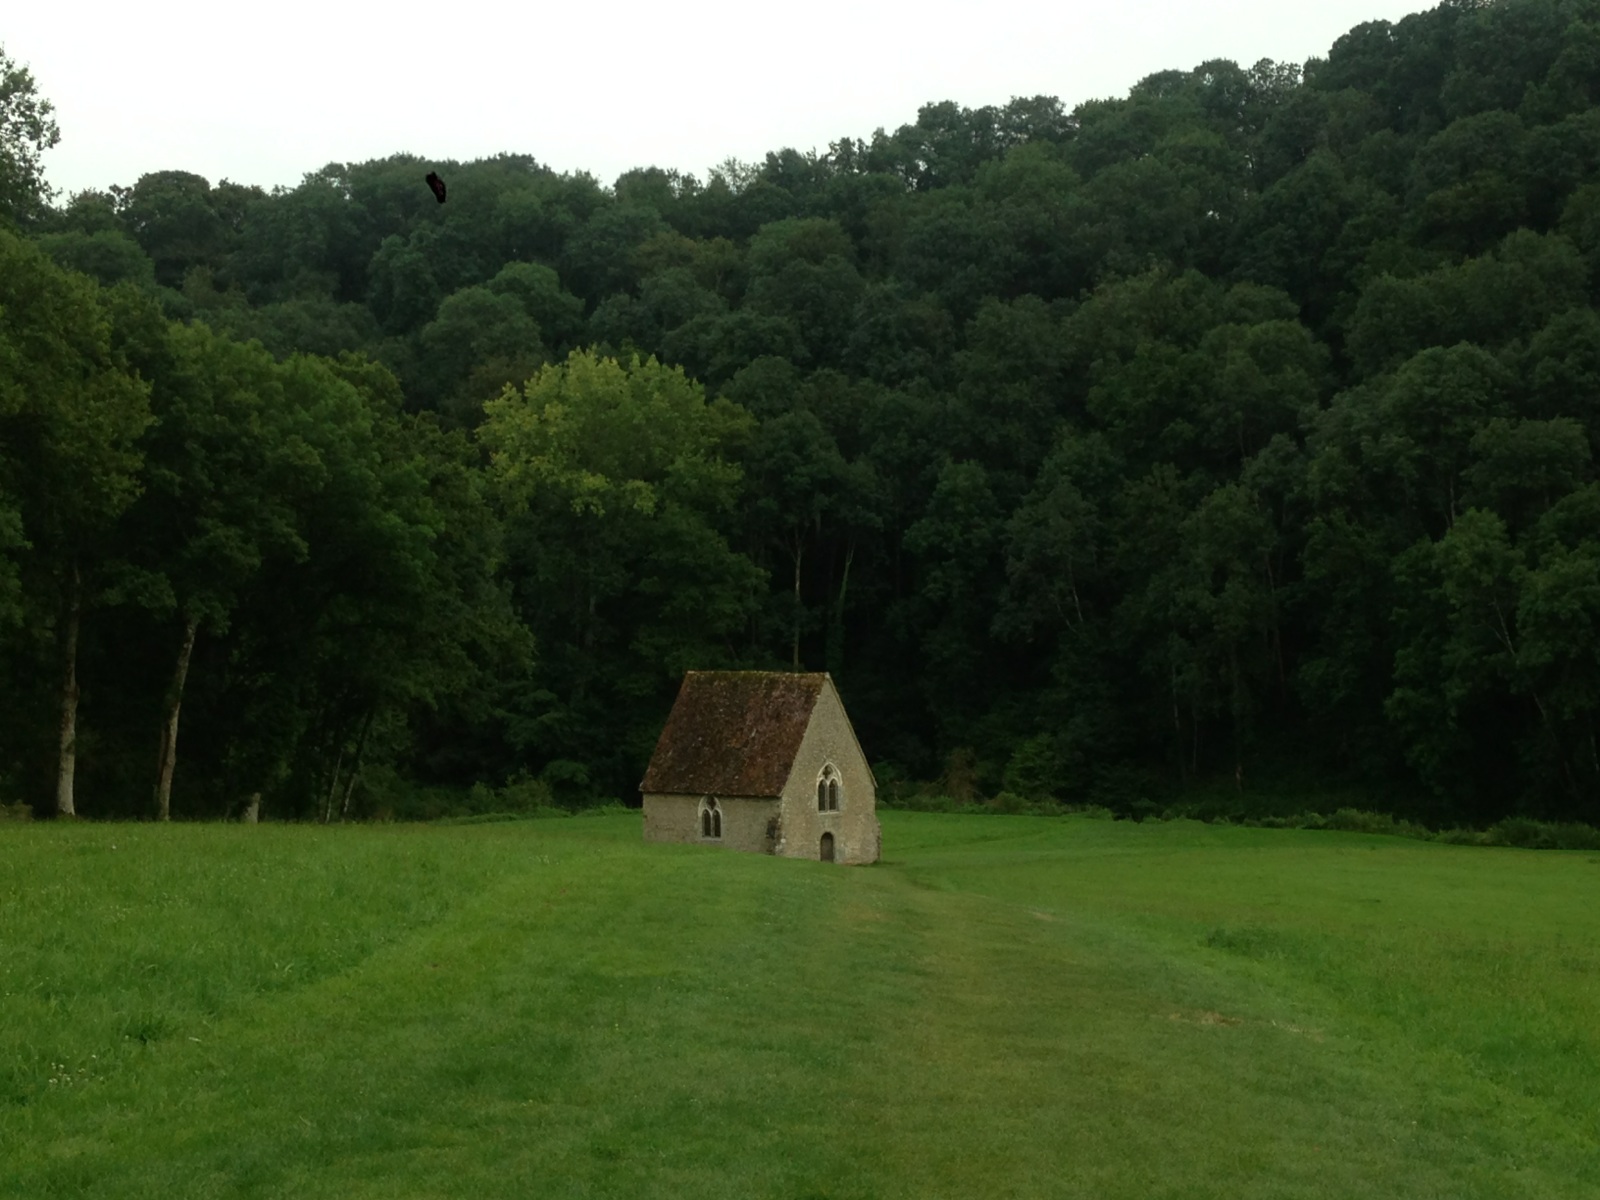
[425,171,447,204]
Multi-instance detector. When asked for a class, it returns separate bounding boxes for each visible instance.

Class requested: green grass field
[2,811,1597,1198]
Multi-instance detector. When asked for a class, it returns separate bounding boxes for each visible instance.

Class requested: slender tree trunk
[1171,659,1187,788]
[322,746,344,825]
[827,541,855,677]
[790,536,805,671]
[340,766,360,822]
[242,793,260,824]
[340,709,375,822]
[572,529,597,708]
[55,564,82,818]
[1231,649,1244,792]
[1190,703,1200,776]
[1264,551,1287,697]
[1524,689,1581,808]
[153,615,199,822]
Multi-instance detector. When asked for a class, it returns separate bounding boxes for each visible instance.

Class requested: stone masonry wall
[641,793,778,854]
[776,680,880,865]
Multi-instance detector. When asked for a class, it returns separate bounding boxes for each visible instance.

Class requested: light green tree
[0,45,60,227]
[481,350,759,796]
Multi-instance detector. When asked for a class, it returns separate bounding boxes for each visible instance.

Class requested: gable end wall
[778,679,880,864]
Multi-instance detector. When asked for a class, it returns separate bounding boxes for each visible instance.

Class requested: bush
[873,777,1600,851]
[1434,826,1492,846]
[1064,804,1117,820]
[1487,817,1600,850]
[879,791,993,815]
[0,802,32,821]
[498,774,557,813]
[1257,813,1317,829]
[1322,808,1430,838]
[990,790,1026,815]
[587,803,638,817]
[1225,808,1600,850]
[1086,764,1163,816]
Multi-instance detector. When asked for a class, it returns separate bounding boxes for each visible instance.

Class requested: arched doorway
[820,832,835,862]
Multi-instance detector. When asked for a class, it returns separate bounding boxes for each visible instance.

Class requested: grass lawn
[2,811,1597,1198]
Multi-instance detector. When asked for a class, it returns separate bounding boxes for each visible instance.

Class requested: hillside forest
[7,0,1600,826]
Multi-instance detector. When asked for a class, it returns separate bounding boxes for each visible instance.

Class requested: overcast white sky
[10,0,1436,198]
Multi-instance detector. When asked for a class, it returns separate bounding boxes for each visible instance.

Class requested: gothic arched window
[699,796,722,839]
[817,764,842,812]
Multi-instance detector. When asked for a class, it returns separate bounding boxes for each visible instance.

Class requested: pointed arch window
[816,764,842,812]
[699,796,722,839]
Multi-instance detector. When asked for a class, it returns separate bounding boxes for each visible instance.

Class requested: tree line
[7,0,1600,826]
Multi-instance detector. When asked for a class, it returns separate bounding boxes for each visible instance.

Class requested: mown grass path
[2,812,1597,1197]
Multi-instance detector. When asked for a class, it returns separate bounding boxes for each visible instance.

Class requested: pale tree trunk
[1264,551,1287,698]
[1190,703,1200,776]
[153,616,199,821]
[790,535,804,671]
[1230,649,1244,792]
[1170,659,1186,789]
[322,746,344,825]
[242,793,261,824]
[55,564,82,818]
[339,709,375,822]
[826,540,855,677]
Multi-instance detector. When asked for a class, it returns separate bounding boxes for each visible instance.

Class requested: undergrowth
[879,792,1600,850]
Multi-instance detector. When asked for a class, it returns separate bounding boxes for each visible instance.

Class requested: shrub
[1488,817,1600,850]
[1086,764,1163,815]
[879,792,966,814]
[869,777,1600,851]
[498,774,557,813]
[990,790,1026,814]
[1064,804,1117,820]
[587,803,638,817]
[1258,813,1319,829]
[1434,826,1492,846]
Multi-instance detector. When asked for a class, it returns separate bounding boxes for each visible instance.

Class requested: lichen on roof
[640,671,827,797]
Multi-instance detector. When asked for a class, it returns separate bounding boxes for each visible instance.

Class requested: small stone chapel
[640,671,880,864]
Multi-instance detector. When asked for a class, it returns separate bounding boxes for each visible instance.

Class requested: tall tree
[0,234,151,815]
[481,350,760,796]
[0,45,60,227]
[109,309,311,819]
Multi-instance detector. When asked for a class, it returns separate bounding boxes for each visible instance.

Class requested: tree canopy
[12,0,1600,826]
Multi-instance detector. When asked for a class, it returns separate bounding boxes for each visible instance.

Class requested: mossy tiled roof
[640,671,826,797]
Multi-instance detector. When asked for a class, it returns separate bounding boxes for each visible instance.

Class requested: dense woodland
[8,0,1600,824]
